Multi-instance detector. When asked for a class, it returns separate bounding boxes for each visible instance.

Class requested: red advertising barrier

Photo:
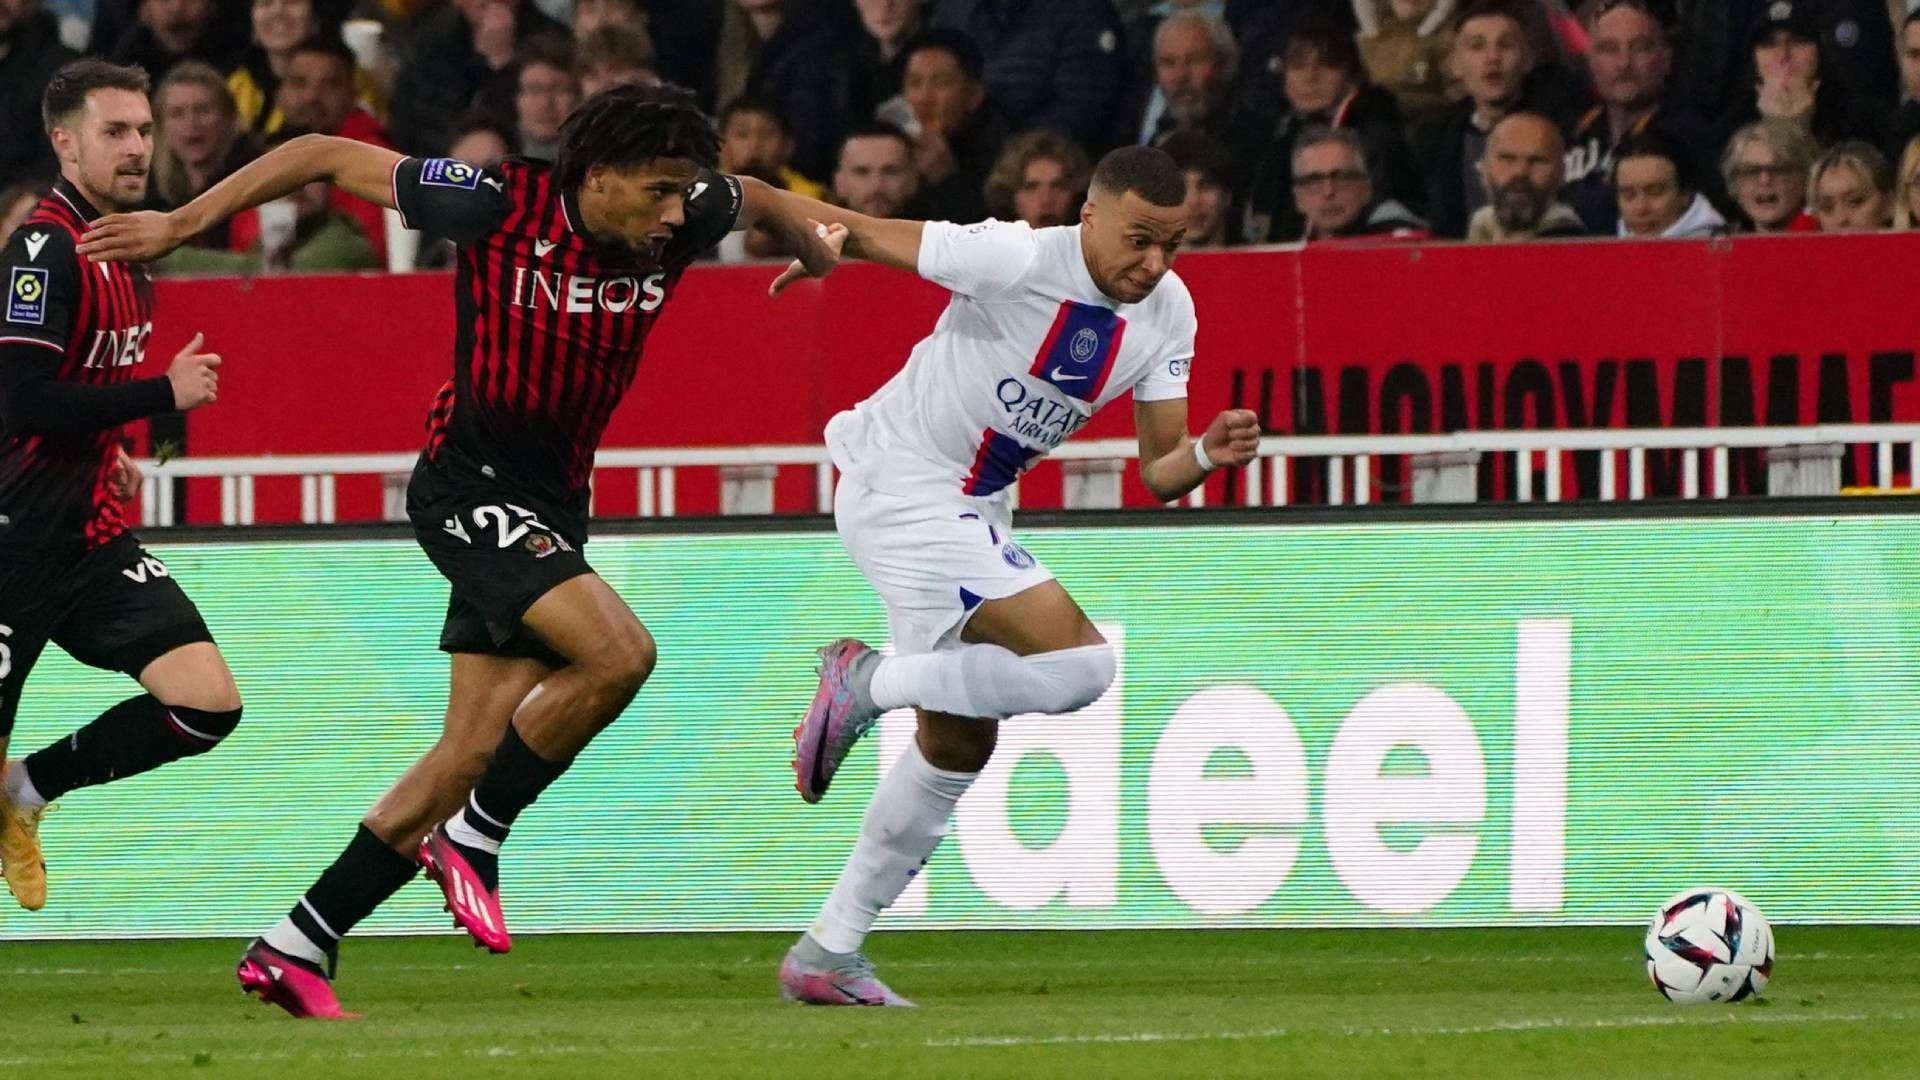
[146,233,1919,520]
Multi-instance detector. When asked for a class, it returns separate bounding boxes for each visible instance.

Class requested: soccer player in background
[82,83,838,1018]
[0,60,237,914]
[763,145,1261,1004]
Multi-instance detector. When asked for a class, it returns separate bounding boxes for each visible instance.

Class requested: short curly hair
[554,82,719,192]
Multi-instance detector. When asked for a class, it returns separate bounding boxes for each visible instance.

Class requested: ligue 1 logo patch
[1001,541,1035,570]
[7,267,48,325]
[420,157,482,190]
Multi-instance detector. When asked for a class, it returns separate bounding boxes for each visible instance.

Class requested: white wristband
[1192,436,1217,472]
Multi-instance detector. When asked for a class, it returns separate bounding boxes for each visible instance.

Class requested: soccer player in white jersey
[764,145,1261,1005]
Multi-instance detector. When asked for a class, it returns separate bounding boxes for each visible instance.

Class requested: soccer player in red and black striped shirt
[85,83,837,1018]
[0,61,242,917]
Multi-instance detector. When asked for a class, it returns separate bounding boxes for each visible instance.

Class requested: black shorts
[405,454,591,662]
[0,534,213,738]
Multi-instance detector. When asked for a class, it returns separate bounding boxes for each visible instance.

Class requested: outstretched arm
[80,135,404,262]
[760,189,928,294]
[1135,398,1260,503]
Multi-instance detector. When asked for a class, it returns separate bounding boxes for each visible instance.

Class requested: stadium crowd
[4,0,1920,270]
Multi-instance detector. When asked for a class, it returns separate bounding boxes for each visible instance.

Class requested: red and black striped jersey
[392,156,742,512]
[0,179,163,554]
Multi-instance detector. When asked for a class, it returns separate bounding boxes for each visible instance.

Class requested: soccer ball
[1644,888,1775,1004]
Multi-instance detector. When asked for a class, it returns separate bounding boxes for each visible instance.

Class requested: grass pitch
[0,927,1913,1078]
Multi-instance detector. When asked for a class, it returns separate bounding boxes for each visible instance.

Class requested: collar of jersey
[52,177,100,224]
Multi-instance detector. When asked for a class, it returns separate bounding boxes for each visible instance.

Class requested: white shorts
[833,476,1055,656]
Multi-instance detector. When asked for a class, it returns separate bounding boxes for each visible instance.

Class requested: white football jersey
[825,220,1194,500]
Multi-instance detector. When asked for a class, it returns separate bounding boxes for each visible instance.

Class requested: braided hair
[554,83,720,193]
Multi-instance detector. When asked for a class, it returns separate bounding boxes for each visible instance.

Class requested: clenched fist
[1201,408,1261,468]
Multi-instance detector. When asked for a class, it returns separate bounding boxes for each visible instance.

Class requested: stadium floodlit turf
[0,927,1913,1078]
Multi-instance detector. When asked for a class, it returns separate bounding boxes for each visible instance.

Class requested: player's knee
[164,702,243,755]
[1024,643,1115,715]
[587,625,656,701]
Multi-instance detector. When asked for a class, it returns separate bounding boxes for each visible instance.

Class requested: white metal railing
[135,424,1920,527]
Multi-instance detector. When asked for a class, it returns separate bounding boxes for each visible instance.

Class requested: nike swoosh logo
[1049,367,1088,381]
[534,240,557,257]
[690,181,709,201]
[24,233,47,261]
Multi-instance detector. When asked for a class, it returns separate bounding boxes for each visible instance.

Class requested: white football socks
[3,759,46,811]
[264,910,331,968]
[867,643,1115,721]
[809,741,976,954]
[444,800,504,855]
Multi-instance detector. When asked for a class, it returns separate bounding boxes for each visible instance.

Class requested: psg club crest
[1070,327,1099,363]
[1030,300,1124,404]
[1001,542,1035,570]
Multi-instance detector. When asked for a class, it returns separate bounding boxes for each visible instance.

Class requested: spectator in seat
[832,122,923,218]
[1466,111,1584,241]
[575,0,718,107]
[1721,1,1885,150]
[1809,140,1893,232]
[1720,119,1819,232]
[389,0,566,157]
[713,0,844,181]
[886,30,1010,222]
[842,0,926,125]
[715,95,822,260]
[1354,0,1457,124]
[228,0,384,137]
[148,61,260,249]
[576,23,658,96]
[162,127,380,274]
[930,0,1127,150]
[719,95,827,199]
[1237,14,1424,243]
[1123,11,1238,147]
[1895,136,1920,230]
[983,129,1091,229]
[107,0,237,82]
[1160,129,1236,247]
[1559,0,1721,235]
[571,0,644,38]
[447,112,511,168]
[0,181,47,239]
[1,0,77,188]
[1412,0,1569,238]
[1669,0,1896,123]
[512,36,580,160]
[1891,11,1920,161]
[1292,126,1429,241]
[1613,129,1725,239]
[275,36,396,262]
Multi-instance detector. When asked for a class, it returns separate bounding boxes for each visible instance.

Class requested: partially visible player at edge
[82,83,839,1019]
[764,145,1261,1005]
[0,60,237,916]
